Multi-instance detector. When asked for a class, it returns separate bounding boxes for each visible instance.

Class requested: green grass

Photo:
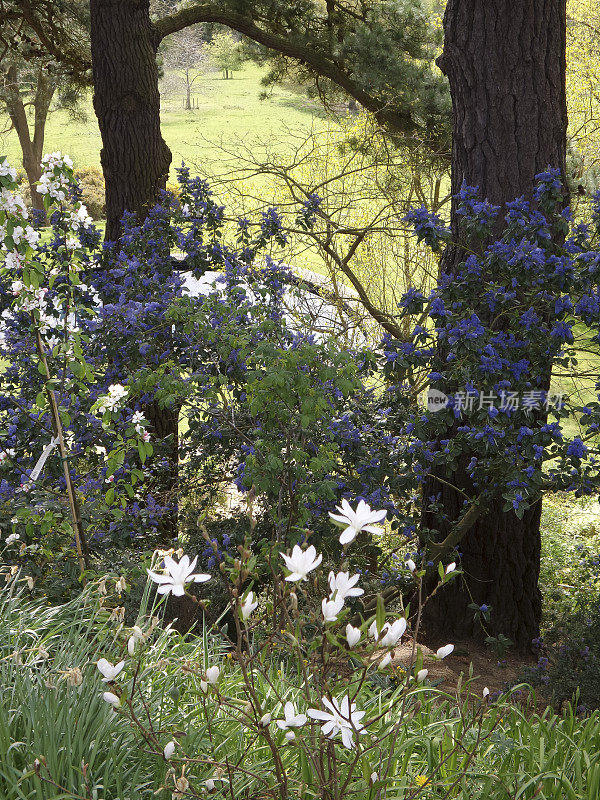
[0,65,330,180]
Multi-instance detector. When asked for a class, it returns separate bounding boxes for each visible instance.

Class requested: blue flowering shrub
[3,155,600,636]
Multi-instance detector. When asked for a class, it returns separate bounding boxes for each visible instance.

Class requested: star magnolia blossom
[346,624,361,648]
[379,652,392,669]
[102,691,121,707]
[206,665,220,684]
[277,701,307,730]
[308,696,367,750]
[329,499,387,545]
[147,555,210,597]
[97,658,125,682]
[328,570,363,601]
[241,591,258,620]
[436,644,454,659]
[322,595,345,623]
[163,741,176,760]
[280,544,322,581]
[369,618,406,647]
[379,618,407,647]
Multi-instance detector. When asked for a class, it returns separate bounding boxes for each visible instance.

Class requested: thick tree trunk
[423,0,568,651]
[90,0,172,242]
[90,0,179,540]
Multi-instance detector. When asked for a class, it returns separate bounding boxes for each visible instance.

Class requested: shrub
[74,165,106,219]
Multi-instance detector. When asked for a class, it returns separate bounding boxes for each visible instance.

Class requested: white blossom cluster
[97,383,129,414]
[94,499,459,768]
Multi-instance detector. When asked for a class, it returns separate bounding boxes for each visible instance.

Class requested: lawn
[0,65,331,179]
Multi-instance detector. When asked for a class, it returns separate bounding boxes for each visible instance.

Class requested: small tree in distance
[163,26,207,110]
[206,31,244,80]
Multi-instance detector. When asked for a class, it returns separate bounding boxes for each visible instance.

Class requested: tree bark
[423,0,568,651]
[144,401,180,543]
[90,0,172,242]
[4,65,55,212]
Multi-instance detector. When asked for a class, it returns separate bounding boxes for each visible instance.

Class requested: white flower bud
[379,652,392,669]
[163,741,176,759]
[260,712,272,727]
[436,644,454,659]
[102,691,120,707]
[206,666,220,685]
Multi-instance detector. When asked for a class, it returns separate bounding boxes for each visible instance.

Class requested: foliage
[3,527,600,799]
[205,31,244,79]
[73,165,105,219]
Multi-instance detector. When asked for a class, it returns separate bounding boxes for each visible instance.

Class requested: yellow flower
[415,775,429,788]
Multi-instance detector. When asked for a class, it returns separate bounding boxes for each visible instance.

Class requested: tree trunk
[144,401,180,543]
[185,70,191,109]
[4,65,54,212]
[423,0,568,652]
[90,0,179,540]
[90,0,172,242]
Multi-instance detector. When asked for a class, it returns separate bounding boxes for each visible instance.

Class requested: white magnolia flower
[322,595,345,623]
[241,591,258,620]
[97,658,125,682]
[406,559,416,573]
[206,665,220,685]
[445,562,457,575]
[379,652,392,669]
[280,544,322,582]
[163,741,176,759]
[260,712,272,727]
[345,623,361,648]
[277,701,307,730]
[328,570,363,601]
[329,499,387,545]
[102,691,121,707]
[417,668,428,682]
[147,554,210,597]
[436,644,454,659]
[308,695,367,750]
[127,625,144,655]
[379,618,407,647]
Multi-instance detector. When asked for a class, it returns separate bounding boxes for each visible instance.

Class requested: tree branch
[155,4,423,139]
